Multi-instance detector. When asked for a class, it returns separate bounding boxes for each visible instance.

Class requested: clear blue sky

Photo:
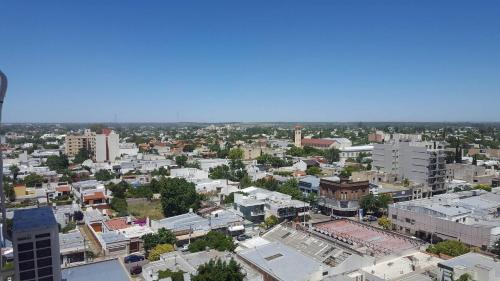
[1,0,499,123]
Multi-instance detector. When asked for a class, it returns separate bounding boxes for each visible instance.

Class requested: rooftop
[238,241,328,281]
[62,259,130,281]
[13,207,58,232]
[314,219,422,256]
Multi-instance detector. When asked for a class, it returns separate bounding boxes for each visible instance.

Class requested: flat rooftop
[314,220,422,256]
[62,259,130,281]
[238,241,326,281]
[13,207,57,232]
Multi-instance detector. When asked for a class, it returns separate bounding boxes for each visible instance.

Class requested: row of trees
[288,146,340,163]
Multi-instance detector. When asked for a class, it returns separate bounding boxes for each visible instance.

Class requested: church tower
[294,126,302,147]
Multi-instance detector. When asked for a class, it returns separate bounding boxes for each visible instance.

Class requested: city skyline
[1,0,500,122]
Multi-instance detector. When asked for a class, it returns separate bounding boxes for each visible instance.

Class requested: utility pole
[0,70,8,272]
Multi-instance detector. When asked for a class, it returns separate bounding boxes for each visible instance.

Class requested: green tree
[263,215,278,229]
[324,148,340,163]
[278,179,304,200]
[160,177,201,217]
[107,181,130,198]
[339,169,352,178]
[9,165,20,181]
[45,155,69,173]
[306,166,321,176]
[209,165,231,180]
[239,174,253,188]
[23,173,44,187]
[188,231,236,253]
[95,169,115,181]
[183,144,196,152]
[73,148,91,164]
[148,243,175,261]
[426,240,470,257]
[228,148,244,160]
[4,182,16,201]
[192,258,245,281]
[175,155,188,167]
[457,273,473,281]
[474,184,491,192]
[142,228,177,255]
[359,193,378,213]
[110,197,128,216]
[378,216,392,230]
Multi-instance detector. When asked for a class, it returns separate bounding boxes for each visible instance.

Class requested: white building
[373,140,446,194]
[95,129,120,163]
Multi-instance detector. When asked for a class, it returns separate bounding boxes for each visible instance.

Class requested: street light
[0,70,7,249]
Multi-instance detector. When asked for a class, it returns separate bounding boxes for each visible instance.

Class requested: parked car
[130,266,142,275]
[180,244,190,252]
[362,215,378,222]
[237,234,251,241]
[124,254,144,264]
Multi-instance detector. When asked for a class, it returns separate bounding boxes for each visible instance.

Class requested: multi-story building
[388,190,500,248]
[65,128,120,162]
[94,128,119,163]
[233,187,309,223]
[64,129,95,157]
[12,207,61,281]
[372,140,447,194]
[318,176,369,216]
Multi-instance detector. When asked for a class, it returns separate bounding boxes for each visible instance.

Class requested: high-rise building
[64,128,120,162]
[294,126,302,147]
[372,140,446,194]
[64,129,95,157]
[12,207,61,281]
[95,129,119,163]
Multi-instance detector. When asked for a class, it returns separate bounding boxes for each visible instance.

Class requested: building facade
[64,129,95,157]
[13,207,62,281]
[372,140,447,194]
[95,129,120,163]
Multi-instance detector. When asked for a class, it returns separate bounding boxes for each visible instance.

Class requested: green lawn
[127,200,165,220]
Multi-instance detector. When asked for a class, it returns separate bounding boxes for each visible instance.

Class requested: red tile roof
[301,138,335,146]
[104,217,130,231]
[83,191,106,201]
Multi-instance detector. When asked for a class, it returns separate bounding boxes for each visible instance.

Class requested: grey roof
[100,231,128,244]
[59,230,85,253]
[62,259,130,281]
[154,211,242,232]
[439,252,500,277]
[13,207,57,232]
[238,242,326,281]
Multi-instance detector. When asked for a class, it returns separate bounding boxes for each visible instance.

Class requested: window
[20,270,35,281]
[36,239,51,248]
[37,257,52,268]
[35,233,50,239]
[36,248,51,258]
[17,242,34,252]
[18,251,34,261]
[38,266,53,277]
[19,261,35,271]
[392,215,397,220]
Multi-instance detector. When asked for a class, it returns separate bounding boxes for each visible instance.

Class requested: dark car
[363,215,378,222]
[124,254,144,264]
[130,266,142,275]
[237,234,251,241]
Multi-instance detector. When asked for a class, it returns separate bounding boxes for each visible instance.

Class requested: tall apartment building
[372,140,446,194]
[64,129,95,157]
[13,207,61,281]
[294,125,302,147]
[64,128,119,162]
[95,128,120,162]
